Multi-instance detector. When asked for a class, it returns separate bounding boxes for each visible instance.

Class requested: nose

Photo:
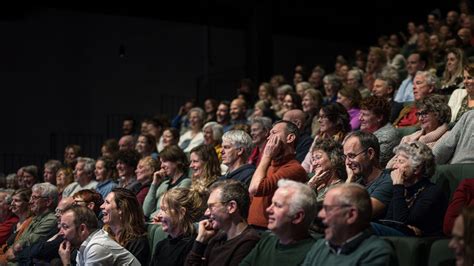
[266,204,273,214]
[318,208,326,220]
[204,207,211,217]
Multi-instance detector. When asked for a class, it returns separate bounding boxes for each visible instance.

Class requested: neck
[226,220,248,240]
[110,224,121,237]
[257,141,267,150]
[278,229,309,245]
[17,212,29,222]
[171,171,183,182]
[227,159,245,173]
[365,166,382,184]
[330,227,364,246]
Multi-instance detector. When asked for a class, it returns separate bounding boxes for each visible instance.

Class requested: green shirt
[240,232,316,266]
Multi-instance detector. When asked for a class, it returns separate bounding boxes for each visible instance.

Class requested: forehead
[61,212,75,225]
[208,188,223,202]
[218,104,229,111]
[408,54,420,62]
[324,188,340,204]
[344,136,362,151]
[75,162,85,169]
[271,122,286,132]
[414,74,427,83]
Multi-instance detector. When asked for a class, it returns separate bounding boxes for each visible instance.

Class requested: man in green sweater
[302,183,396,265]
[240,179,317,266]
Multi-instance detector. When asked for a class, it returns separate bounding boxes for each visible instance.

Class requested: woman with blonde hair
[101,188,150,265]
[151,186,208,266]
[55,168,74,202]
[440,47,466,95]
[135,156,160,206]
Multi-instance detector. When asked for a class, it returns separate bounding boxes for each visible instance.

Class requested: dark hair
[360,96,391,126]
[338,87,362,108]
[190,145,220,188]
[159,145,189,174]
[163,127,180,145]
[321,102,351,134]
[96,156,118,181]
[344,131,381,163]
[63,206,99,231]
[23,165,39,180]
[101,139,119,159]
[284,91,303,110]
[115,149,141,169]
[209,180,250,219]
[273,120,300,145]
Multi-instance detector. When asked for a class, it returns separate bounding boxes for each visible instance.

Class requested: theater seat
[428,238,455,266]
[431,164,474,201]
[382,237,438,266]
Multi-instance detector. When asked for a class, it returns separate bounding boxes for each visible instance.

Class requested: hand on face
[152,169,166,185]
[263,134,283,158]
[196,219,218,244]
[390,168,405,185]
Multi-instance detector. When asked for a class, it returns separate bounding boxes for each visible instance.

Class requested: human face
[449,215,465,266]
[74,162,89,185]
[188,111,202,130]
[122,120,134,135]
[141,122,149,134]
[116,160,134,178]
[100,192,120,227]
[119,136,133,151]
[160,159,179,177]
[302,94,316,112]
[283,94,294,110]
[268,122,289,151]
[203,126,214,145]
[156,199,179,237]
[359,109,382,132]
[250,123,268,146]
[135,136,150,155]
[324,80,336,98]
[162,129,176,148]
[43,167,56,185]
[230,100,245,121]
[463,70,474,97]
[204,99,215,113]
[336,93,352,110]
[59,212,82,248]
[216,104,230,123]
[258,85,268,100]
[372,79,392,98]
[311,149,332,173]
[94,160,108,182]
[10,195,28,216]
[56,170,67,187]
[29,190,49,215]
[413,74,433,101]
[65,148,77,164]
[318,189,351,245]
[101,145,112,158]
[135,160,153,183]
[221,139,240,167]
[446,52,458,74]
[204,189,229,230]
[295,84,306,97]
[343,136,371,177]
[416,109,439,133]
[346,72,358,89]
[189,152,204,178]
[392,152,416,184]
[293,73,303,86]
[407,54,423,76]
[22,172,36,189]
[252,106,263,118]
[318,110,336,135]
[309,72,322,88]
[266,188,293,234]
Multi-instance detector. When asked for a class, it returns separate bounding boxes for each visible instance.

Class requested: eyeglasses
[322,204,352,213]
[30,195,48,201]
[73,200,87,206]
[342,148,368,161]
[415,110,429,118]
[207,201,229,211]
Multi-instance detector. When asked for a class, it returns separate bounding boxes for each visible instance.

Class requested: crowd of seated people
[2,5,474,265]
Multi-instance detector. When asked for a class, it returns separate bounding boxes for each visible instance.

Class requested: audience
[94,156,118,199]
[135,156,160,206]
[189,144,221,189]
[449,206,474,266]
[248,117,272,167]
[62,157,98,197]
[220,130,256,187]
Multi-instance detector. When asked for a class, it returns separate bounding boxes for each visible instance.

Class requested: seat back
[428,238,455,266]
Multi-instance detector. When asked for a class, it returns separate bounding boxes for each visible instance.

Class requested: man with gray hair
[5,183,58,264]
[302,183,395,265]
[248,117,272,166]
[220,130,256,187]
[62,157,98,197]
[43,160,62,185]
[241,179,318,265]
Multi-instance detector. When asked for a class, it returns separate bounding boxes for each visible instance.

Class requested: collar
[325,228,372,255]
[271,153,296,167]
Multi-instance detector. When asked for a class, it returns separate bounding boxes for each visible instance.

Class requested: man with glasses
[343,131,393,219]
[241,179,318,265]
[185,180,260,265]
[302,183,395,265]
[5,183,58,264]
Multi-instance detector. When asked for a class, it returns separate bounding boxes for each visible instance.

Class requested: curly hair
[161,186,209,236]
[311,138,347,181]
[393,141,436,179]
[360,96,391,126]
[320,102,351,135]
[416,94,451,125]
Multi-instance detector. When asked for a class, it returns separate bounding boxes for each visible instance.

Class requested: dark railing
[0,153,50,176]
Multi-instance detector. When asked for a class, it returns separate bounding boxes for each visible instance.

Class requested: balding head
[56,196,75,220]
[118,135,135,151]
[230,98,247,121]
[282,109,306,130]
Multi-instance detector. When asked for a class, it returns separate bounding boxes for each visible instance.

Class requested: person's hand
[5,247,15,261]
[263,134,282,158]
[196,219,217,244]
[152,170,166,185]
[58,240,72,265]
[178,105,186,116]
[407,225,422,236]
[13,243,22,253]
[390,168,404,185]
[152,214,161,224]
[345,165,354,183]
[308,168,330,189]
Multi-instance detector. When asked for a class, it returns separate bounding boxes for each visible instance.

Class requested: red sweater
[0,214,18,246]
[248,155,308,227]
[443,178,474,235]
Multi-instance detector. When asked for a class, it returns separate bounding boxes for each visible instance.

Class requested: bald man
[283,109,313,162]
[118,135,135,151]
[230,98,248,127]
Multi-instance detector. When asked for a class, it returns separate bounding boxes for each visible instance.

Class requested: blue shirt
[394,77,414,103]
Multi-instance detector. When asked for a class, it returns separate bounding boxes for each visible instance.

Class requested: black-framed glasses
[321,204,352,213]
[30,195,48,201]
[342,148,368,161]
[415,110,429,118]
